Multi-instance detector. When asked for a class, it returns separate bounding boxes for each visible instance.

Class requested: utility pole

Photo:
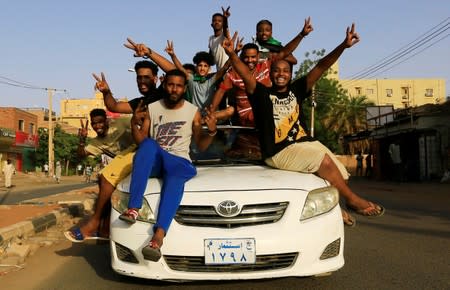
[46,87,67,177]
[310,90,317,138]
[47,88,54,177]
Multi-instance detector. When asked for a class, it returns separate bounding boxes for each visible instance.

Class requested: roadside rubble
[0,186,98,276]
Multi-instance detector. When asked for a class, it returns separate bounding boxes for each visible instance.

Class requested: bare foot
[79,218,101,238]
[150,227,165,248]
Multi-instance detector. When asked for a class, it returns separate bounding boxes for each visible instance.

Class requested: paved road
[0,182,93,205]
[1,179,449,290]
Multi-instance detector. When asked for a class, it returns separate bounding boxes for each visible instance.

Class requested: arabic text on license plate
[204,238,256,265]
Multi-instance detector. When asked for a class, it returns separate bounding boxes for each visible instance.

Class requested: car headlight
[111,189,156,223]
[300,186,339,221]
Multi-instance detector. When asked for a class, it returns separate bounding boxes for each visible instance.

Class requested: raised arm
[92,72,133,113]
[221,6,230,36]
[165,40,189,78]
[192,106,217,151]
[212,35,243,83]
[130,100,150,145]
[222,32,257,95]
[124,37,176,73]
[306,23,360,91]
[274,17,313,61]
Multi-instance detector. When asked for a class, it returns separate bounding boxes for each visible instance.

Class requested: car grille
[175,202,289,228]
[164,252,298,272]
[320,238,341,260]
[115,242,139,264]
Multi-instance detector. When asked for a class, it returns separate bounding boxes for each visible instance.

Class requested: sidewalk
[0,172,99,253]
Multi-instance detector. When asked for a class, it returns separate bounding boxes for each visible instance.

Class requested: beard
[164,93,184,108]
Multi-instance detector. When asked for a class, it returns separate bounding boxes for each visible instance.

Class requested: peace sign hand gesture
[222,30,239,56]
[131,100,149,126]
[301,17,313,37]
[221,6,231,18]
[164,40,175,57]
[124,37,151,58]
[92,72,111,94]
[344,23,360,48]
[79,119,89,142]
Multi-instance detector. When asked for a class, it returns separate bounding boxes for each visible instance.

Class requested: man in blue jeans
[119,69,217,262]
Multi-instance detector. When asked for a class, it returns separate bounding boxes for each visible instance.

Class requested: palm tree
[322,94,373,135]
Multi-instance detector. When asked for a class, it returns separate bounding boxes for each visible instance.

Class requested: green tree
[294,49,373,153]
[35,125,84,175]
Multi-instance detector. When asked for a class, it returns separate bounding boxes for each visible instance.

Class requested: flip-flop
[349,202,385,217]
[341,209,356,227]
[141,240,161,261]
[119,208,139,224]
[64,227,109,243]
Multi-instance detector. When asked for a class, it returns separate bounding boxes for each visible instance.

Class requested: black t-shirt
[128,86,164,111]
[248,76,313,159]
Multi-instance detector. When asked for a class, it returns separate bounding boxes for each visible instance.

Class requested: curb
[0,203,85,248]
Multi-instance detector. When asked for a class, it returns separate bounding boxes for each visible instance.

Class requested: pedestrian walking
[55,161,62,183]
[356,151,363,176]
[3,159,15,188]
[85,165,92,183]
[43,162,49,177]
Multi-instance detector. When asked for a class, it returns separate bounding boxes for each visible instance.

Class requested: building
[21,107,55,129]
[0,107,39,172]
[59,91,126,137]
[329,63,446,109]
[345,101,450,181]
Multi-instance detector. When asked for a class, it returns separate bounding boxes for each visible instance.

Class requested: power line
[0,75,67,93]
[0,76,43,90]
[342,17,449,85]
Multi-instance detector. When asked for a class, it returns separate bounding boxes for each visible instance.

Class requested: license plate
[204,238,256,265]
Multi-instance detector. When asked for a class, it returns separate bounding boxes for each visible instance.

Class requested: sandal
[348,202,385,217]
[64,227,109,243]
[142,240,162,262]
[119,208,139,224]
[341,209,356,227]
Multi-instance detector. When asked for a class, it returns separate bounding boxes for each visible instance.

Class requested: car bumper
[110,191,344,281]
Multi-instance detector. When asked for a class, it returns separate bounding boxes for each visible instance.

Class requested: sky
[0,0,449,113]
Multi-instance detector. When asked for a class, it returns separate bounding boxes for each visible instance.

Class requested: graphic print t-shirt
[148,100,198,161]
[248,76,312,159]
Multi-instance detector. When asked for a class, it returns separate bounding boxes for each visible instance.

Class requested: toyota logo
[216,200,240,217]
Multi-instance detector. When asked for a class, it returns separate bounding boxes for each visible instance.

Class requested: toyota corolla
[109,147,344,281]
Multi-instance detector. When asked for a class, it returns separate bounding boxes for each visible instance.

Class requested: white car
[109,153,344,281]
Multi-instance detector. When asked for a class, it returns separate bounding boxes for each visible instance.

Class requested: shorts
[264,141,349,180]
[100,146,136,187]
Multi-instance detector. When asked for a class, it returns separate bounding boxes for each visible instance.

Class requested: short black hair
[183,63,196,73]
[212,13,224,20]
[134,60,158,76]
[241,43,259,54]
[192,51,214,66]
[165,69,187,84]
[256,19,273,30]
[89,108,107,119]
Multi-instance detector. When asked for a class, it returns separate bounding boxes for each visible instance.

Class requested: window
[18,120,25,131]
[386,89,393,97]
[29,123,35,135]
[366,88,374,95]
[425,89,433,97]
[401,87,409,100]
[355,87,362,95]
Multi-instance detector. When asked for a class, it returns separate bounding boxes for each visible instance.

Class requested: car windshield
[191,125,264,166]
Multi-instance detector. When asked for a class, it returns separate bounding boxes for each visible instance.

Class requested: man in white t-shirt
[208,6,230,71]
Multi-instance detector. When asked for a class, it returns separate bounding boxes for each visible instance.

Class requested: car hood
[117,164,328,194]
